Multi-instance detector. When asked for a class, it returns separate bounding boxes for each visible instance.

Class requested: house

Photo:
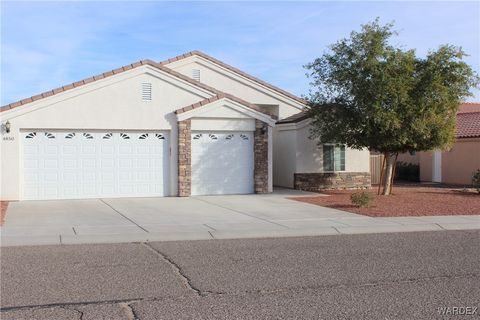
[274,111,370,191]
[0,51,371,201]
[397,103,480,185]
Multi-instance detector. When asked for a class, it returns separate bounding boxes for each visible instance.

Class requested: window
[192,69,200,81]
[141,82,152,101]
[323,144,345,171]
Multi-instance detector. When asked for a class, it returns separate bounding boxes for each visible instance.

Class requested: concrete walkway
[1,188,479,246]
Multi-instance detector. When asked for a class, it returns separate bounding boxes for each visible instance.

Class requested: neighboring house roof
[457,102,480,114]
[456,111,480,138]
[276,110,309,124]
[161,50,307,105]
[175,92,276,119]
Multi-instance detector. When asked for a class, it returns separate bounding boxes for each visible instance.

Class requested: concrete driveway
[1,188,478,246]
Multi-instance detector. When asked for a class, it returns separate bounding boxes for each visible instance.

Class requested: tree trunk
[382,152,397,195]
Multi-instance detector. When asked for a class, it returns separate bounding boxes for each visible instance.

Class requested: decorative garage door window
[191,132,254,195]
[22,131,170,200]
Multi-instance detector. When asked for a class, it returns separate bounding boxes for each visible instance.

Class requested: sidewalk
[1,190,479,247]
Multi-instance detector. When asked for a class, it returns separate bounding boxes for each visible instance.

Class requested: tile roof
[0,58,246,114]
[161,50,307,105]
[456,111,480,138]
[175,92,277,119]
[276,110,310,124]
[1,50,307,114]
[457,102,480,114]
[1,59,158,113]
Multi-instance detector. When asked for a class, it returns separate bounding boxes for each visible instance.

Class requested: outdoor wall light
[261,123,268,135]
[4,120,11,133]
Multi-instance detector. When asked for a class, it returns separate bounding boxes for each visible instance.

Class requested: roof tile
[20,97,33,105]
[31,94,43,101]
[63,84,74,90]
[456,112,480,138]
[72,80,84,87]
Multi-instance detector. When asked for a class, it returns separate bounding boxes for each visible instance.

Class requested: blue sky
[1,1,479,105]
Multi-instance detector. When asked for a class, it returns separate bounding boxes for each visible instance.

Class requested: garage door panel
[191,132,254,195]
[23,131,169,200]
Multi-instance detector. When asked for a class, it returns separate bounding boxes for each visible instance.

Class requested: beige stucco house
[397,103,480,186]
[0,51,370,201]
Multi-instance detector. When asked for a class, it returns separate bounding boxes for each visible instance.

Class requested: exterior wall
[274,120,371,188]
[0,67,211,200]
[419,139,480,185]
[165,57,303,119]
[419,152,433,182]
[442,139,480,185]
[273,126,297,188]
[294,172,371,191]
[254,120,269,193]
[177,120,192,197]
[345,148,370,172]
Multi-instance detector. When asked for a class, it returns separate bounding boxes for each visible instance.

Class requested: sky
[1,1,479,105]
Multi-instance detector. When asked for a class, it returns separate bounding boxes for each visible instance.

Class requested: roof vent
[141,82,152,101]
[192,69,200,82]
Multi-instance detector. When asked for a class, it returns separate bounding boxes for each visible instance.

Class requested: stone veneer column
[178,120,191,197]
[254,119,269,193]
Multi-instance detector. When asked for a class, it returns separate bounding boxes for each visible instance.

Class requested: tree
[305,19,479,195]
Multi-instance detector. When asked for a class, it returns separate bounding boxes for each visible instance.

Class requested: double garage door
[22,130,254,200]
[23,131,169,200]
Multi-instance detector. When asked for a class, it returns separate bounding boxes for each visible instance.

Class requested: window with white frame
[323,144,345,171]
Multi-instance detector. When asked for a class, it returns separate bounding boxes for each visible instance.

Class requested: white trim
[268,125,273,192]
[432,151,442,182]
[1,65,214,121]
[276,118,311,131]
[177,98,277,126]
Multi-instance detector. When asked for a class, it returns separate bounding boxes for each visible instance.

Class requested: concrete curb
[2,223,478,247]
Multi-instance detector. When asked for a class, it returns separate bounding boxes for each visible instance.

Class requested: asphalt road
[1,230,479,319]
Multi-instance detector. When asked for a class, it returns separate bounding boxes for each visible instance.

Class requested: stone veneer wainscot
[294,172,371,191]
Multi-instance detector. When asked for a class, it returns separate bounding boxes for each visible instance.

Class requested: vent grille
[141,82,152,101]
[192,69,200,82]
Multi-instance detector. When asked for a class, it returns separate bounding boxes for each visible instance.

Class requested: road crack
[59,305,84,320]
[142,242,209,296]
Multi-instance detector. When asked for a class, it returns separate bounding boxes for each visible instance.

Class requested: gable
[163,52,306,119]
[4,66,213,130]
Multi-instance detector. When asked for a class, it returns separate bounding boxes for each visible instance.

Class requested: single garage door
[191,131,254,195]
[23,131,169,200]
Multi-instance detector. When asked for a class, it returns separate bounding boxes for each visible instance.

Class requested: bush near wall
[394,161,420,182]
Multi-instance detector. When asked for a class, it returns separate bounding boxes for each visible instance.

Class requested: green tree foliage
[305,19,479,195]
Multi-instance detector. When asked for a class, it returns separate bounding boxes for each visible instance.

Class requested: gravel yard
[290,184,480,217]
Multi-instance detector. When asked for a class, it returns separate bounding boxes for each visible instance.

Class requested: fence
[370,154,384,185]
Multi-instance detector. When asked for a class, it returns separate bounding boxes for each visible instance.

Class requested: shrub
[351,192,373,208]
[394,161,420,182]
[472,169,480,194]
